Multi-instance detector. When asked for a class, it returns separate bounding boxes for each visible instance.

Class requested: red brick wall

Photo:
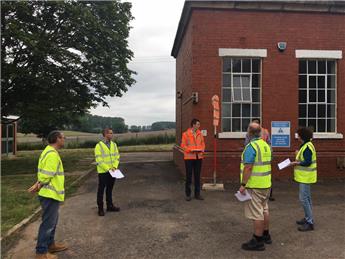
[174,9,345,181]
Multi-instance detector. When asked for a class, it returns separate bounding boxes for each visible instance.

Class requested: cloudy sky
[90,0,185,126]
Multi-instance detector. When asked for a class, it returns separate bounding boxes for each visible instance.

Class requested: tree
[129,125,140,133]
[1,1,135,137]
[68,114,128,134]
[151,121,176,131]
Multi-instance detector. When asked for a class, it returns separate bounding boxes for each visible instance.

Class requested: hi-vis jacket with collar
[37,145,65,202]
[181,128,205,160]
[94,140,120,173]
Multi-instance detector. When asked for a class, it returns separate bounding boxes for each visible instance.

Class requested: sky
[90,0,185,126]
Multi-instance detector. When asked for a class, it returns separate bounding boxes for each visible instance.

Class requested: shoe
[107,206,120,212]
[241,237,265,251]
[48,242,68,253]
[298,223,314,232]
[185,196,192,201]
[263,234,272,244]
[195,195,204,200]
[98,209,105,216]
[36,252,58,259]
[296,218,307,225]
[269,197,275,201]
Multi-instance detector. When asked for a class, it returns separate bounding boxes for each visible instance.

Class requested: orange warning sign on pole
[212,95,220,127]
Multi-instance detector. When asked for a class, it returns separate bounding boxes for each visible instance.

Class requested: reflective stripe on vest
[294,142,317,184]
[41,184,65,195]
[240,139,272,189]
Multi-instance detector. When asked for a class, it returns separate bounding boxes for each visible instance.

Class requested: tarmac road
[5,152,345,259]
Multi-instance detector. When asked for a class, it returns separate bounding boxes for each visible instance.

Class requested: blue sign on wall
[271,121,290,147]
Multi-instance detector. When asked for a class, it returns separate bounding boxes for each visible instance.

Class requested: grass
[1,149,95,235]
[1,174,80,235]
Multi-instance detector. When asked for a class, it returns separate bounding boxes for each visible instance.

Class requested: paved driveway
[5,152,345,259]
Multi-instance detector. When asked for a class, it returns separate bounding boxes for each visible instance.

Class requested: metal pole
[213,125,217,185]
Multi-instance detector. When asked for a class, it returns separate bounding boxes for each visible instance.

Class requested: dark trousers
[36,196,60,254]
[185,159,202,197]
[97,172,116,209]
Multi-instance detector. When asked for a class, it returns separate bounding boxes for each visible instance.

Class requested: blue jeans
[36,196,60,254]
[299,183,314,224]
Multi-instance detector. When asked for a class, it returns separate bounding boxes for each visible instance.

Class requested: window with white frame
[222,58,261,132]
[298,60,336,132]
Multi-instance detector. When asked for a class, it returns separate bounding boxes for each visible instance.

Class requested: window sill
[294,133,343,139]
[218,132,246,139]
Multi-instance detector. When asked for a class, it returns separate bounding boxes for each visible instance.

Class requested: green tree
[151,121,176,131]
[69,114,128,134]
[1,1,135,138]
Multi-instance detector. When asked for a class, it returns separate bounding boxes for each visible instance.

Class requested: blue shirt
[299,141,313,167]
[243,138,260,164]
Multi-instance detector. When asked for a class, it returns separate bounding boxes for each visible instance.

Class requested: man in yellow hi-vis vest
[94,128,120,216]
[239,123,272,251]
[28,130,68,259]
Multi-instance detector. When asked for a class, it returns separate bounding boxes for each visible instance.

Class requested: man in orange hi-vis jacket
[181,118,206,201]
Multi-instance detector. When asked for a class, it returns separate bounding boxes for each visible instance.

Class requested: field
[17,129,176,144]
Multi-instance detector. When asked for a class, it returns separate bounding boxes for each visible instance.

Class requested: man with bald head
[239,122,272,251]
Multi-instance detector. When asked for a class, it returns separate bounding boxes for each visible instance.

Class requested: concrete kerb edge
[0,167,95,242]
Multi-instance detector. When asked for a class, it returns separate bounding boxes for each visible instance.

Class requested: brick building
[171,0,345,182]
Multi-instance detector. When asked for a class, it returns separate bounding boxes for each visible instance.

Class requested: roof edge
[171,0,345,58]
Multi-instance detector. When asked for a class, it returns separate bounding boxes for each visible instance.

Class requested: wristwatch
[241,183,246,187]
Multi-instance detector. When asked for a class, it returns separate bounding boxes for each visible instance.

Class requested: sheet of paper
[278,158,291,170]
[234,191,252,202]
[109,169,125,179]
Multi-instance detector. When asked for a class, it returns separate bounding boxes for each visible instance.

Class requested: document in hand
[235,191,252,202]
[109,169,125,179]
[278,158,291,170]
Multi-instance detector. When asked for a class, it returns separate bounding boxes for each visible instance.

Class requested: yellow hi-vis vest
[294,142,317,184]
[240,138,272,189]
[38,145,65,201]
[95,141,120,173]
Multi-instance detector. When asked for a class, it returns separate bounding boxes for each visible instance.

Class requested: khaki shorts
[244,188,270,220]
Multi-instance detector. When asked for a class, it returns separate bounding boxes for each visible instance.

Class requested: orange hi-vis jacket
[181,128,205,160]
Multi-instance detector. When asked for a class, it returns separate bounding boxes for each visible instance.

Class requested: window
[222,58,261,132]
[298,60,336,132]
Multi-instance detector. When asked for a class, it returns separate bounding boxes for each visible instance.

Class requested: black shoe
[296,218,307,225]
[195,195,204,200]
[185,196,192,201]
[269,197,275,201]
[263,234,272,244]
[98,209,105,216]
[298,223,314,232]
[241,237,265,251]
[107,206,120,212]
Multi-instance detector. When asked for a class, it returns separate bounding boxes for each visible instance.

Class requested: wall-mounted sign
[271,121,290,148]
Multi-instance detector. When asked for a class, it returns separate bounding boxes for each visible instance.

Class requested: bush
[17,142,45,151]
